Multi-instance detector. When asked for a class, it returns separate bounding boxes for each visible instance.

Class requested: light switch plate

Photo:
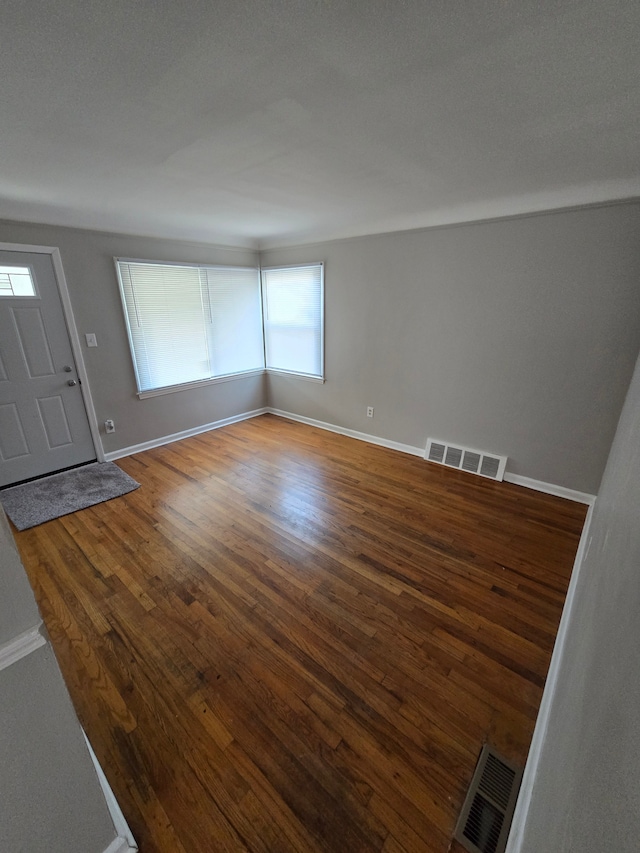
[85,333,97,347]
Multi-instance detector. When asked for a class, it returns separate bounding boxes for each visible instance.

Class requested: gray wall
[515,347,640,852]
[0,509,41,645]
[263,203,640,494]
[0,647,118,853]
[0,219,263,454]
[3,204,639,492]
[0,508,119,852]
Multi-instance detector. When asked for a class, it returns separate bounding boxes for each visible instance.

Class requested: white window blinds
[116,260,264,394]
[262,263,324,379]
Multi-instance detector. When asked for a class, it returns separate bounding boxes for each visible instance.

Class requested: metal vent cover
[425,438,507,481]
[454,744,523,853]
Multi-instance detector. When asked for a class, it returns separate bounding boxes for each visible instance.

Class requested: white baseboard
[103,837,136,853]
[267,408,425,457]
[84,732,138,852]
[103,405,596,506]
[505,499,595,853]
[0,625,45,673]
[503,472,595,505]
[103,408,268,461]
[270,411,596,503]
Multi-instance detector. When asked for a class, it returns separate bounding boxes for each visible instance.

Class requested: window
[262,263,324,379]
[0,265,35,296]
[116,259,264,395]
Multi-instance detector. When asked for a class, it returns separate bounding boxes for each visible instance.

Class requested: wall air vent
[425,439,507,481]
[454,744,523,853]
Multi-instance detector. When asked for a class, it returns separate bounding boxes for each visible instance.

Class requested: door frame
[0,242,104,464]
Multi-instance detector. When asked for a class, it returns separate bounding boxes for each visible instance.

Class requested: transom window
[0,265,35,296]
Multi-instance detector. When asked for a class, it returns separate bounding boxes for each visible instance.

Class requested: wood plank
[13,414,586,852]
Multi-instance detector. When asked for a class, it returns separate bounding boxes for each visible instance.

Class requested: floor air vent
[454,745,523,853]
[425,438,507,481]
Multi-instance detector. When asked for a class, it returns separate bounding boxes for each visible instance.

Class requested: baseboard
[269,411,596,503]
[103,408,268,461]
[503,472,595,505]
[0,625,46,673]
[103,837,136,853]
[267,409,425,457]
[505,499,595,853]
[84,732,138,852]
[104,406,596,505]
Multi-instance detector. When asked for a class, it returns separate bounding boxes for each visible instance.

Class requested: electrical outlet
[367,406,374,418]
[105,419,115,433]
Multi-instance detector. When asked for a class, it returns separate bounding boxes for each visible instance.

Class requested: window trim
[136,368,265,399]
[261,261,325,382]
[265,368,326,383]
[114,257,265,397]
[115,257,326,398]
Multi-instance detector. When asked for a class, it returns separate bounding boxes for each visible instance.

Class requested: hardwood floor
[14,414,586,852]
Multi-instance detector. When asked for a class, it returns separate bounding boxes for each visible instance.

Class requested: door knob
[67,379,77,386]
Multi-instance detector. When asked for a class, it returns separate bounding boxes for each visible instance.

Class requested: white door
[0,250,96,487]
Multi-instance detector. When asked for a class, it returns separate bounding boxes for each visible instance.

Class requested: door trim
[0,242,104,463]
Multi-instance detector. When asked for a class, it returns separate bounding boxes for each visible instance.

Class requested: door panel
[0,251,95,486]
[13,306,57,376]
[37,395,74,448]
[0,403,29,459]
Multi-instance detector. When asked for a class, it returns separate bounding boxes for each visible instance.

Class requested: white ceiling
[2,0,639,249]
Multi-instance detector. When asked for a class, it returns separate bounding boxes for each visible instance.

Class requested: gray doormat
[0,462,140,530]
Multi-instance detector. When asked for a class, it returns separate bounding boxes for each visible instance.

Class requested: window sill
[137,369,265,399]
[136,367,326,399]
[266,369,325,384]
